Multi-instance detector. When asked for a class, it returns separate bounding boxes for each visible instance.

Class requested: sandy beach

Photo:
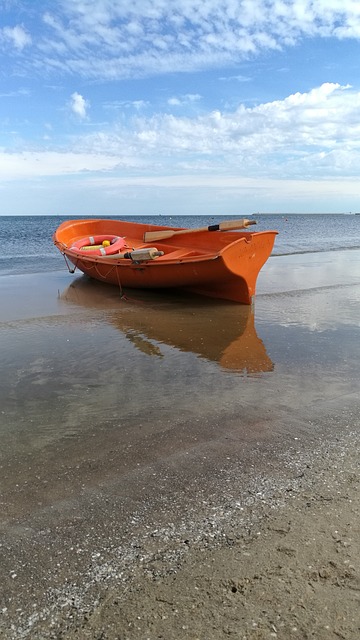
[0,250,359,639]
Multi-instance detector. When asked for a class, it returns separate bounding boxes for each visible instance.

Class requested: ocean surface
[0,213,359,277]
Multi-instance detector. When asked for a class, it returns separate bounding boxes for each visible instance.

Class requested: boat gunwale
[56,239,263,267]
[54,226,278,268]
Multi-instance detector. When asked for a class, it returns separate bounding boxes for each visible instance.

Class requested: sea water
[0,212,359,514]
[0,213,359,277]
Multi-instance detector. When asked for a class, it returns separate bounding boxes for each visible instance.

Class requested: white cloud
[78,83,359,179]
[2,25,31,50]
[168,94,201,106]
[73,175,360,200]
[2,1,360,79]
[103,99,149,111]
[219,74,251,82]
[2,83,360,183]
[70,92,89,119]
[0,151,120,179]
[0,88,30,98]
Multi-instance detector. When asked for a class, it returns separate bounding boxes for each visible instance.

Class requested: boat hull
[53,218,277,304]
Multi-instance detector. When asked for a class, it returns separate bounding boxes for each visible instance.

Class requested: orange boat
[53,217,277,304]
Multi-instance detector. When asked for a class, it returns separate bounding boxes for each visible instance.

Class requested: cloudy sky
[1,0,360,215]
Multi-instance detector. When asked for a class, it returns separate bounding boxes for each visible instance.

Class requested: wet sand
[0,250,360,639]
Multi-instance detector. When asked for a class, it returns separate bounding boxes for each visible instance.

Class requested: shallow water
[0,250,359,470]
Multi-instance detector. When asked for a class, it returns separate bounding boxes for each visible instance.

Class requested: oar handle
[218,218,256,231]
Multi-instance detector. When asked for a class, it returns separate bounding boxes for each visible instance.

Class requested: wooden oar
[143,218,256,242]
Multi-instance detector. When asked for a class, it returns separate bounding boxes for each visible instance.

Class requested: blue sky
[1,1,360,216]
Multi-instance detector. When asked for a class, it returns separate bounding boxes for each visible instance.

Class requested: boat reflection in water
[60,277,274,375]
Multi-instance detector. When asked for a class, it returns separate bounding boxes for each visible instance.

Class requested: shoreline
[1,415,359,639]
[0,252,359,639]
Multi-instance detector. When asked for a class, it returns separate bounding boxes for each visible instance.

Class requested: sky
[1,1,360,216]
